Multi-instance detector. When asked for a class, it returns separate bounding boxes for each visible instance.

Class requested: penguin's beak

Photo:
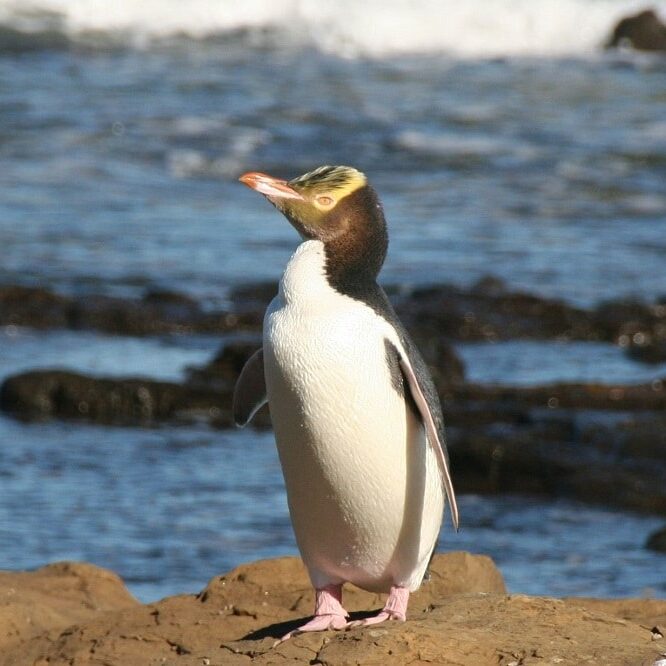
[239,172,305,201]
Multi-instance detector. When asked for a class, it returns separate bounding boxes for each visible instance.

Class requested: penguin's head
[239,165,388,283]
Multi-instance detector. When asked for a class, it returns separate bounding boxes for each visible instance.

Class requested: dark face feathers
[319,184,388,287]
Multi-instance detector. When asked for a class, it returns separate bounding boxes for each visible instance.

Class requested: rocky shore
[1,553,664,666]
[2,280,665,519]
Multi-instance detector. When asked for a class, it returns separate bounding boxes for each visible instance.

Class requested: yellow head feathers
[289,166,367,200]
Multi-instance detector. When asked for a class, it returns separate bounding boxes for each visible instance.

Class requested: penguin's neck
[279,240,339,306]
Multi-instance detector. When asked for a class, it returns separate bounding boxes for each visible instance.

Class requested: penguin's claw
[273,585,349,647]
[347,585,409,628]
[274,613,349,646]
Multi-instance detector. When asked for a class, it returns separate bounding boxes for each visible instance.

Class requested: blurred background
[1,0,665,603]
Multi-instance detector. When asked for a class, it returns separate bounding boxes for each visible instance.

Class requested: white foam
[1,0,665,57]
[166,126,269,178]
[395,129,520,157]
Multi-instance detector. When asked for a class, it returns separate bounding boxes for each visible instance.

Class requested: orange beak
[239,171,305,200]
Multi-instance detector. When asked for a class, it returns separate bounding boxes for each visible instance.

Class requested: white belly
[264,243,444,593]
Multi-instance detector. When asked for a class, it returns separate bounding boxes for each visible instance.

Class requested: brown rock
[628,340,666,364]
[606,9,666,52]
[0,561,138,653]
[197,551,506,617]
[448,380,666,412]
[397,282,598,342]
[412,335,466,386]
[0,284,261,335]
[4,280,666,344]
[567,597,666,628]
[186,341,261,391]
[646,526,666,553]
[3,555,665,666]
[446,407,666,514]
[0,370,232,426]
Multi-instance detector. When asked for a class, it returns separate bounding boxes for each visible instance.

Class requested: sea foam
[1,0,665,57]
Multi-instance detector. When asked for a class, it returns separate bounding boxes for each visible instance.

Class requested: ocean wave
[0,0,664,57]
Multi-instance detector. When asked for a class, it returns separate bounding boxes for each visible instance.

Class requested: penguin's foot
[347,586,409,628]
[274,584,349,646]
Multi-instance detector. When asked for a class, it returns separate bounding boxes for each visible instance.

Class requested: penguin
[234,166,458,640]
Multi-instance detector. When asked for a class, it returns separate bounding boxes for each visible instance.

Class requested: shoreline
[1,553,664,665]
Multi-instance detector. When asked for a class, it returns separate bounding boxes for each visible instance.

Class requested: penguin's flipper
[233,348,267,427]
[396,351,459,532]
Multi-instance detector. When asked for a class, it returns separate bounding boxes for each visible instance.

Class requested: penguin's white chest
[263,241,444,593]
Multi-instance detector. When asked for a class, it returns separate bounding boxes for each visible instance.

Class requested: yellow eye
[315,195,334,207]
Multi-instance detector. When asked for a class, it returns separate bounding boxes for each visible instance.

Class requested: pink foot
[347,586,409,628]
[274,584,349,645]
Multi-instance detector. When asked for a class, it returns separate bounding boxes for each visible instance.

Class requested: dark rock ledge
[2,279,666,345]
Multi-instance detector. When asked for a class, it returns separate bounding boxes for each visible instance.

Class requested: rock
[186,341,261,391]
[0,25,71,54]
[228,281,278,312]
[0,284,261,335]
[446,404,666,515]
[412,336,466,386]
[628,340,666,364]
[447,380,666,412]
[0,370,232,426]
[2,555,665,666]
[397,283,598,342]
[197,552,506,612]
[594,298,666,346]
[606,9,666,52]
[0,285,70,329]
[4,281,666,344]
[565,596,666,628]
[646,526,666,552]
[0,561,138,653]
[185,341,272,428]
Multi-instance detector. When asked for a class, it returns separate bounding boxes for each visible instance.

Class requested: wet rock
[397,283,598,342]
[446,406,666,515]
[186,341,261,391]
[0,561,138,653]
[3,555,665,666]
[0,26,71,54]
[411,335,466,386]
[606,9,666,52]
[0,285,70,329]
[446,380,666,412]
[3,281,666,344]
[627,339,666,364]
[398,287,666,344]
[185,341,272,428]
[0,284,261,335]
[646,526,666,553]
[228,281,277,312]
[594,298,666,345]
[0,370,232,426]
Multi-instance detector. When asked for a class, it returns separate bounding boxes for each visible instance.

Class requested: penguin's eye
[314,195,335,209]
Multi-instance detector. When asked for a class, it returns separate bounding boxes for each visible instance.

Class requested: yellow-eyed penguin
[235,166,458,640]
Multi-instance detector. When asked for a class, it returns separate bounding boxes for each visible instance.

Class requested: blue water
[0,414,663,603]
[1,49,665,307]
[1,8,666,602]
